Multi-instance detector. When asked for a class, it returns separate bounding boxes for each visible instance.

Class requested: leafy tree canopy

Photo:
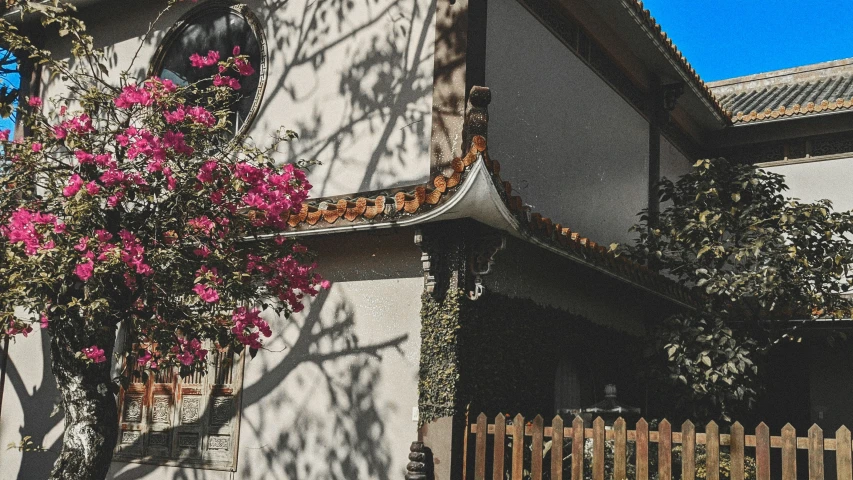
[619,158,853,420]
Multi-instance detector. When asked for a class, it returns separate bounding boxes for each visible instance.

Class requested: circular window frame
[149,0,268,139]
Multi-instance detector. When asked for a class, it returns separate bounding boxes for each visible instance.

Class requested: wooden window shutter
[115,345,244,471]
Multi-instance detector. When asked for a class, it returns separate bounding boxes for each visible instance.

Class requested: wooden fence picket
[756,422,771,480]
[782,423,797,480]
[531,415,543,480]
[658,419,672,480]
[808,424,823,480]
[475,413,487,480]
[637,418,649,480]
[682,420,696,480]
[551,415,563,480]
[614,417,627,480]
[467,412,853,480]
[592,417,605,480]
[493,414,505,480]
[838,426,852,480]
[706,421,720,480]
[512,414,524,480]
[730,421,745,480]
[571,416,583,480]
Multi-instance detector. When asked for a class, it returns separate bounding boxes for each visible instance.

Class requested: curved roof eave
[262,137,697,310]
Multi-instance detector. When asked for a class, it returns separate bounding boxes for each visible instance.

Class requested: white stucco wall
[0,231,424,480]
[765,156,853,212]
[660,135,692,183]
[484,0,650,246]
[42,0,436,198]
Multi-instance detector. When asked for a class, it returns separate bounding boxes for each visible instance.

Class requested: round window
[151,1,267,137]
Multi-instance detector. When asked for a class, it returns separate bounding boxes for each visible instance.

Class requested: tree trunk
[49,323,118,480]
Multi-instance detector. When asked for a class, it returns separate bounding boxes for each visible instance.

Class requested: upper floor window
[152,1,267,137]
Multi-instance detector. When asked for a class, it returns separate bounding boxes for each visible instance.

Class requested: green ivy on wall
[417,288,644,426]
[418,289,466,426]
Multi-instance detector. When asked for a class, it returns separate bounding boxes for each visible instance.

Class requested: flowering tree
[0,2,325,478]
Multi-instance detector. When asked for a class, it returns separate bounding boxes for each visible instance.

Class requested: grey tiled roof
[709,58,853,124]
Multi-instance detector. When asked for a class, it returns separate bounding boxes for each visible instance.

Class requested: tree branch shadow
[106,287,408,480]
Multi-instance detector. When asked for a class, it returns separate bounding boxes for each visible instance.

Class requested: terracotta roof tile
[709,58,853,124]
[282,133,696,305]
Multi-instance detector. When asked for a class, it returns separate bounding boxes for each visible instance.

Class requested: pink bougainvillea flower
[136,349,153,366]
[114,84,153,109]
[193,283,220,303]
[81,346,106,363]
[74,150,95,164]
[94,153,115,167]
[196,160,218,183]
[187,106,216,127]
[232,46,241,56]
[31,143,42,152]
[188,216,215,235]
[107,191,125,208]
[189,50,220,68]
[0,129,10,141]
[7,324,33,337]
[63,174,84,197]
[27,96,43,108]
[213,74,241,90]
[73,236,90,252]
[40,314,49,329]
[164,105,186,124]
[94,229,113,242]
[234,57,255,76]
[85,181,100,195]
[231,307,272,348]
[75,261,94,281]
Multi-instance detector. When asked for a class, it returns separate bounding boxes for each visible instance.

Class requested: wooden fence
[467,413,853,480]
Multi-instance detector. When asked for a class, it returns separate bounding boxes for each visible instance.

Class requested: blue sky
[641,0,853,82]
[0,49,19,135]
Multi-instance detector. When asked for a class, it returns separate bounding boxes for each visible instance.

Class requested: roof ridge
[709,57,853,88]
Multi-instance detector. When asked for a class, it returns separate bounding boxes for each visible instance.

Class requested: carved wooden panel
[210,396,233,426]
[208,435,230,451]
[178,432,200,450]
[151,395,171,424]
[115,343,243,470]
[180,397,201,424]
[123,396,143,423]
[148,431,171,449]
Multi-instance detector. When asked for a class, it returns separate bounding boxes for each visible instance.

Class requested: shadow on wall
[2,333,63,480]
[68,0,435,197]
[5,288,408,480]
[252,0,436,195]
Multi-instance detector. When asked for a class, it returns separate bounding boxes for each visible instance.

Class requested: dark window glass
[157,6,263,134]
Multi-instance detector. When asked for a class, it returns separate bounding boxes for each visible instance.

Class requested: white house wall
[764,157,853,212]
[42,0,436,198]
[484,0,650,246]
[0,232,424,479]
[660,135,692,183]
